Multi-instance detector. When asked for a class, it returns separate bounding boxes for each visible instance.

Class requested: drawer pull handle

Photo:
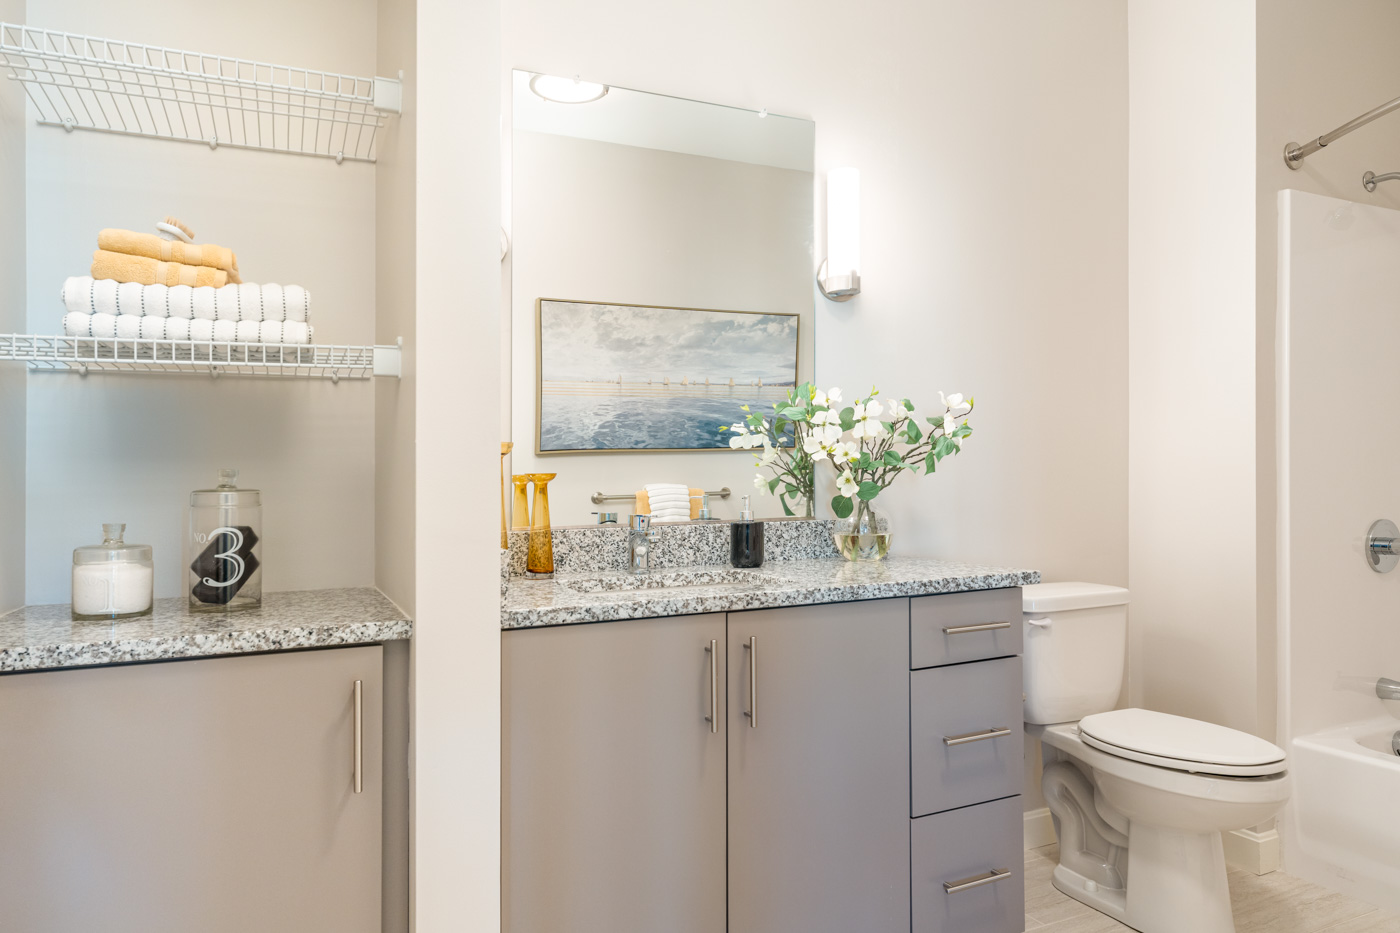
[743,636,757,728]
[353,679,363,795]
[943,621,1012,635]
[944,868,1012,894]
[705,640,718,734]
[943,727,1012,746]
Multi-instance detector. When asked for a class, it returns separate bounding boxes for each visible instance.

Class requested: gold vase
[526,473,557,578]
[511,475,531,530]
[500,442,514,549]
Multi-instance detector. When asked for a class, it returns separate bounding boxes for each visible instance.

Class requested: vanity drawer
[911,656,1022,818]
[911,589,1022,669]
[912,794,1024,933]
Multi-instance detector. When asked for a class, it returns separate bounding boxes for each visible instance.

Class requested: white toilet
[1023,582,1290,933]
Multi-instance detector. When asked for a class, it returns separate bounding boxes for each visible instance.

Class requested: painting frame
[534,297,802,456]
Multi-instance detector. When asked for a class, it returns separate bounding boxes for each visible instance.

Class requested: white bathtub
[1289,717,1400,912]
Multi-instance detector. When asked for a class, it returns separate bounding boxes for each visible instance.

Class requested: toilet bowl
[1023,583,1290,933]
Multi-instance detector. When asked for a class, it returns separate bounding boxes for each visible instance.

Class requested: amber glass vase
[526,473,557,579]
[511,475,531,530]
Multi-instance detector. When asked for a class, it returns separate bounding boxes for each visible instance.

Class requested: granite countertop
[502,557,1039,629]
[0,587,412,673]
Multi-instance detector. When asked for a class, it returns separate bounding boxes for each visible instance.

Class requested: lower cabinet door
[0,646,384,933]
[728,599,911,933]
[503,615,728,933]
[913,794,1024,933]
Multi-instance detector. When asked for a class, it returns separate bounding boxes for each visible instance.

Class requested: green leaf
[857,481,882,501]
[857,451,875,471]
[952,424,972,439]
[903,398,914,411]
[768,476,783,494]
[927,415,945,429]
[881,421,896,435]
[935,436,957,459]
[831,495,854,519]
[779,494,796,517]
[905,420,923,443]
[839,407,856,432]
[882,450,904,467]
[925,453,938,473]
[779,406,808,421]
[785,483,799,497]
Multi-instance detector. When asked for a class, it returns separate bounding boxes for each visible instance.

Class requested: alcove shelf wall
[0,3,416,618]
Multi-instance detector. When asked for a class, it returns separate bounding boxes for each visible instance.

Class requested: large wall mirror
[506,70,816,526]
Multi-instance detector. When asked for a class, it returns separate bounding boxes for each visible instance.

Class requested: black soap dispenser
[730,495,764,568]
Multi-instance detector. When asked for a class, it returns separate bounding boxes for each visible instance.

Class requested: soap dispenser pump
[730,495,764,568]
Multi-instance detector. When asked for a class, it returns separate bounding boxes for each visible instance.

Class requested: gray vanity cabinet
[502,614,728,933]
[727,599,911,933]
[0,645,384,933]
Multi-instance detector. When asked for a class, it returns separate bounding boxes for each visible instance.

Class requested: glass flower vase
[526,473,557,579]
[832,499,892,562]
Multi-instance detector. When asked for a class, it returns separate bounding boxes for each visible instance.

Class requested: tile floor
[1023,844,1400,933]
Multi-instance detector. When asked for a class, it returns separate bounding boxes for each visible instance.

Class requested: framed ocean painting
[535,299,800,453]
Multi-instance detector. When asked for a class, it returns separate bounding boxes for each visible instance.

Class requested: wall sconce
[817,167,861,302]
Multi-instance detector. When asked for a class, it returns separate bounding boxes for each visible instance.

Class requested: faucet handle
[630,513,653,533]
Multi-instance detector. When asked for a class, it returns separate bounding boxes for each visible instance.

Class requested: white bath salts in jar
[71,524,154,621]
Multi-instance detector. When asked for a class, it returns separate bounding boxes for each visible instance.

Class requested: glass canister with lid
[187,468,262,612]
[71,523,154,621]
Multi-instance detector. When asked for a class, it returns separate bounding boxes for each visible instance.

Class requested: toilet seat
[1079,708,1287,777]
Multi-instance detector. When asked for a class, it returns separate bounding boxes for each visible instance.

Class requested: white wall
[509,130,814,525]
[503,0,1129,818]
[23,0,379,603]
[1126,0,1258,733]
[411,0,501,929]
[0,0,25,614]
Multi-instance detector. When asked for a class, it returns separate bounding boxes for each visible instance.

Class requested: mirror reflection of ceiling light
[529,74,609,104]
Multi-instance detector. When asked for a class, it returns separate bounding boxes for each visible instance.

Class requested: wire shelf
[0,334,402,382]
[0,23,401,163]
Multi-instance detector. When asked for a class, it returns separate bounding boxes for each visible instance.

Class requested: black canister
[730,495,765,568]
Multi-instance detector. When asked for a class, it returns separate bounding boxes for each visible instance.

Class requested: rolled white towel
[212,319,237,342]
[168,284,194,319]
[115,281,144,316]
[166,317,191,341]
[63,311,93,336]
[191,286,216,321]
[236,282,263,322]
[90,313,117,338]
[214,284,240,321]
[91,278,118,315]
[189,318,214,341]
[283,284,309,323]
[139,316,167,340]
[281,321,311,345]
[235,320,261,343]
[115,314,143,339]
[61,276,94,313]
[261,284,285,322]
[145,283,170,318]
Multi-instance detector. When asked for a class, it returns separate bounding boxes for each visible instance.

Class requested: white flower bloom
[758,442,778,465]
[837,471,859,498]
[820,423,844,444]
[812,388,828,407]
[826,387,843,404]
[730,422,750,434]
[811,409,841,428]
[802,435,829,462]
[865,398,884,420]
[832,441,860,463]
[728,435,747,449]
[939,391,972,419]
[753,473,769,493]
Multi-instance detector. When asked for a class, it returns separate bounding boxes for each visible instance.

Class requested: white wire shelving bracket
[0,335,402,383]
[0,23,402,163]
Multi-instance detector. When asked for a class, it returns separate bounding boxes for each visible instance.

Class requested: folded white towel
[166,316,191,341]
[644,483,693,523]
[282,321,311,344]
[115,281,144,316]
[236,282,262,321]
[261,284,285,321]
[90,313,117,338]
[115,314,143,339]
[283,284,309,323]
[63,311,92,336]
[61,276,93,313]
[91,278,118,315]
[235,320,261,343]
[139,316,167,340]
[145,283,170,317]
[191,286,216,321]
[259,320,283,344]
[168,284,194,319]
[214,284,240,321]
[212,319,237,342]
[189,318,214,341]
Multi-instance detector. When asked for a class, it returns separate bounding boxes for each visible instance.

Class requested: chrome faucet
[628,513,660,573]
[1378,677,1400,701]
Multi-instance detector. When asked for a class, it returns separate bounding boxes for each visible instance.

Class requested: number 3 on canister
[202,526,246,588]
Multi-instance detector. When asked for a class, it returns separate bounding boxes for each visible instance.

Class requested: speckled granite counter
[0,587,412,673]
[502,557,1039,629]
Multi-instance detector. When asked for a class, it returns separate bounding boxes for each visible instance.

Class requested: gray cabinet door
[727,598,911,933]
[503,615,727,933]
[0,646,384,933]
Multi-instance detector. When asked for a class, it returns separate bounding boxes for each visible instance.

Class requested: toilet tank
[1022,582,1130,725]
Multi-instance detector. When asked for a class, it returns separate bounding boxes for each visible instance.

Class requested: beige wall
[1256,0,1400,744]
[0,0,24,614]
[411,0,501,929]
[376,0,416,617]
[23,0,379,603]
[509,130,814,526]
[1127,0,1258,734]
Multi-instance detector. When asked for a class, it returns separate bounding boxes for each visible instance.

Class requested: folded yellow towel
[97,229,241,283]
[91,250,227,288]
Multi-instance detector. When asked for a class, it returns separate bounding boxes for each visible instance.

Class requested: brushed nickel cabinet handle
[943,868,1012,893]
[743,636,756,728]
[353,679,363,794]
[704,640,717,734]
[943,727,1012,747]
[942,621,1012,635]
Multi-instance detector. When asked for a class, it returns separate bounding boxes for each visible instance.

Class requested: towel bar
[591,487,731,505]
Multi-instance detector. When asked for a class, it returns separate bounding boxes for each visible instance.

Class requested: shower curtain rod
[1285,92,1400,169]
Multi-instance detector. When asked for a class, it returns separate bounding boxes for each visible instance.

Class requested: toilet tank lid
[1022,582,1129,612]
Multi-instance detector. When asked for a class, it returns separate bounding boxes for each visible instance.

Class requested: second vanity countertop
[502,556,1040,629]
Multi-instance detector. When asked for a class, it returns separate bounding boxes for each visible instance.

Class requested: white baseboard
[1024,807,1057,849]
[1224,827,1280,875]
